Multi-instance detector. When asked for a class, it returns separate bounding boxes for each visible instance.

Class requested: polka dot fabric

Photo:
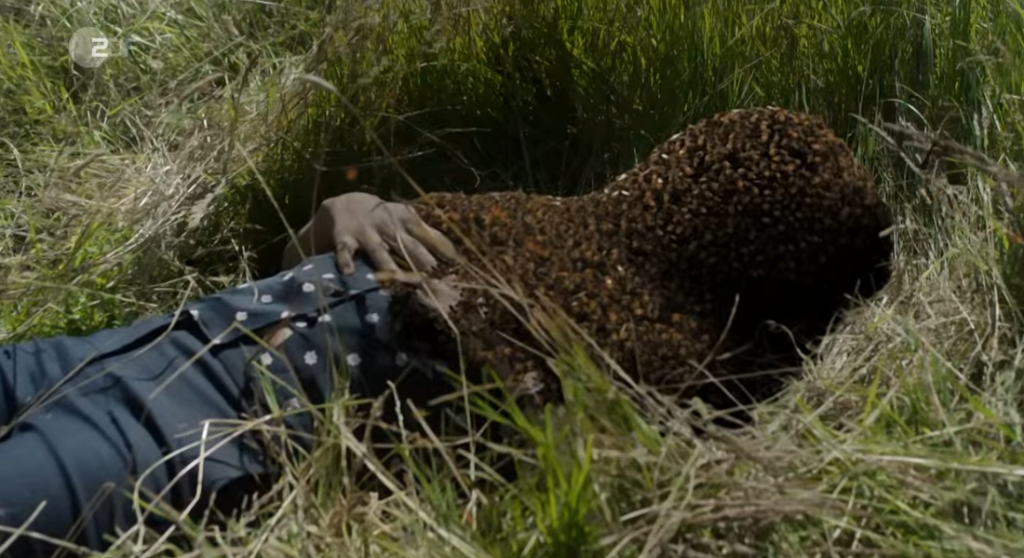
[180,255,375,347]
[177,253,443,450]
[0,253,448,553]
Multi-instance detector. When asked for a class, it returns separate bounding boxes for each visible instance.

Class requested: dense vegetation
[2,0,1024,555]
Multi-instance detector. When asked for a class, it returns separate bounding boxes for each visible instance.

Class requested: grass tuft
[3,0,1024,556]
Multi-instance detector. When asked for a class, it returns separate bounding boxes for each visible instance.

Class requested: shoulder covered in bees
[383,107,895,412]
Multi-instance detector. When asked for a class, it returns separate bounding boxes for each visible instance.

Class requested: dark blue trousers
[0,254,439,556]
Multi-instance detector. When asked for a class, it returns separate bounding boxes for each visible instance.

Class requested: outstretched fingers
[405,216,459,263]
[389,232,437,272]
[362,232,401,273]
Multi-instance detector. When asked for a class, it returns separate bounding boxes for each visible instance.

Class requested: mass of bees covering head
[384,107,895,419]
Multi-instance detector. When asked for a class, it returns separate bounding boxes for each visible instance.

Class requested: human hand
[281,192,458,275]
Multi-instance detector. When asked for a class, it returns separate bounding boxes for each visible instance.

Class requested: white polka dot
[282,272,294,281]
[395,352,408,366]
[235,311,248,322]
[189,309,199,320]
[283,398,301,412]
[280,310,293,319]
[365,272,376,281]
[302,264,314,271]
[259,352,273,366]
[302,282,315,293]
[260,294,273,304]
[304,351,318,365]
[322,273,336,279]
[317,314,332,323]
[346,353,362,367]
[294,320,308,328]
[366,313,380,324]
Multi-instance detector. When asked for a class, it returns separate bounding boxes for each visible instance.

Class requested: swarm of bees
[385,107,895,416]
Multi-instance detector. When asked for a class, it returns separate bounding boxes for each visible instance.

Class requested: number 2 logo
[91,37,109,58]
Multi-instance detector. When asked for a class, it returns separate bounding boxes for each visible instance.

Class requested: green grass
[3,0,1024,556]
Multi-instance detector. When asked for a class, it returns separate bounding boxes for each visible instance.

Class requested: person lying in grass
[0,107,894,557]
[0,193,460,557]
